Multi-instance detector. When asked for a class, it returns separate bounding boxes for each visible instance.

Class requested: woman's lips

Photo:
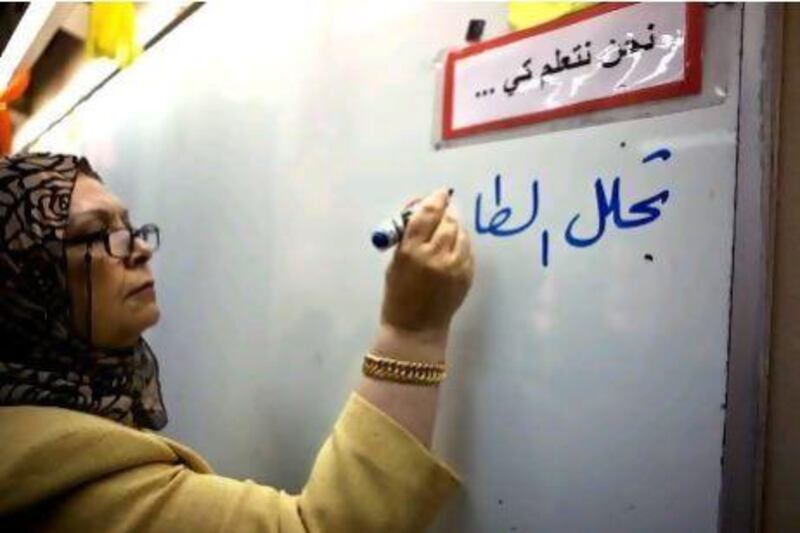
[128,281,155,298]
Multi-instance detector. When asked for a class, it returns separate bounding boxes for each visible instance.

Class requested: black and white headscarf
[0,152,166,429]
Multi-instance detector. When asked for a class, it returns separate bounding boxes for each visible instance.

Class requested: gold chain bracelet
[362,352,447,385]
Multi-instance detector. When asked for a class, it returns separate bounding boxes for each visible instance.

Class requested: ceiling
[0,3,196,141]
[0,3,94,127]
[0,3,27,54]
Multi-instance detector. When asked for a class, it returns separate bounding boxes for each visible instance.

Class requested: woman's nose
[127,236,153,266]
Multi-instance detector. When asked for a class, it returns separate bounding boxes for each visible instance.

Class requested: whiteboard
[32,3,744,531]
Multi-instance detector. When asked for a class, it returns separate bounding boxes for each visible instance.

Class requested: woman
[0,153,474,531]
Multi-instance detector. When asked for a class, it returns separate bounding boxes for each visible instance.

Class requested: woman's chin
[129,302,161,334]
[142,304,161,329]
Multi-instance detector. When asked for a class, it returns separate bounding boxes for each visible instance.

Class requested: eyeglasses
[65,223,161,259]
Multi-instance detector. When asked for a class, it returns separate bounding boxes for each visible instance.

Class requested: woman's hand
[360,189,474,447]
[374,188,474,362]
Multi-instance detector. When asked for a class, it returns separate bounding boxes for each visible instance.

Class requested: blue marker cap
[371,188,454,251]
[371,231,391,249]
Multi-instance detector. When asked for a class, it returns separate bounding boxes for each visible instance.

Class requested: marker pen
[371,189,454,251]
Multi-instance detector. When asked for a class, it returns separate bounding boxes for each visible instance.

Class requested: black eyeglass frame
[64,223,161,259]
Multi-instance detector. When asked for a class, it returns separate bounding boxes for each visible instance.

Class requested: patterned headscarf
[0,152,167,429]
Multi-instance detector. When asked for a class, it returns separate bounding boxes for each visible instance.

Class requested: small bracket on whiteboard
[465,19,486,43]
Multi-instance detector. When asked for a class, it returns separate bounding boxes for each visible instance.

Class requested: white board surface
[33,3,742,531]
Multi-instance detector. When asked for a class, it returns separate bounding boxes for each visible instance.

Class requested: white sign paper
[443,3,701,139]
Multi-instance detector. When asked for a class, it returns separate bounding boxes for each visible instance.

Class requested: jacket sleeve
[42,392,460,533]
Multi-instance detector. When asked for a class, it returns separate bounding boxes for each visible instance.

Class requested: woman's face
[65,175,160,348]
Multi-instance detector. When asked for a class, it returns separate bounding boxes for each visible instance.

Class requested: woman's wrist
[371,323,449,364]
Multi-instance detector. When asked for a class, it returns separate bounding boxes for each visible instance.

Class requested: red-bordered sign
[442,2,704,140]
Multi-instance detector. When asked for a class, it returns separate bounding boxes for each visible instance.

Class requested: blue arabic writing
[473,148,673,267]
[564,177,670,247]
[475,174,540,237]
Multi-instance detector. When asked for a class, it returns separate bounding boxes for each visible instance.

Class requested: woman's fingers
[428,212,459,254]
[450,224,471,261]
[381,194,475,335]
[403,188,450,246]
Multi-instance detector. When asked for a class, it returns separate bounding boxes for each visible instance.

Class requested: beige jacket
[0,392,459,532]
